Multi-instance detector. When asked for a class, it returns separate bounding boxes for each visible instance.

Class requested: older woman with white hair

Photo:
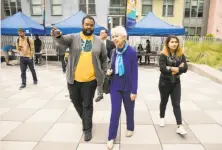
[106,26,138,149]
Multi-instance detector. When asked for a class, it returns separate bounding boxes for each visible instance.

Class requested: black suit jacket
[106,39,116,59]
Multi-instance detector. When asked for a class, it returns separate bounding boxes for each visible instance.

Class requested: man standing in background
[16,28,38,90]
[94,29,115,102]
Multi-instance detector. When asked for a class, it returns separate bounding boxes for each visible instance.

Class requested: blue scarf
[115,43,128,76]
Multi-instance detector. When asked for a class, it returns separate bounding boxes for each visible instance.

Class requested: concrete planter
[188,63,222,84]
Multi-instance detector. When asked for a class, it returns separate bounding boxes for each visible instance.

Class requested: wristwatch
[166,66,172,71]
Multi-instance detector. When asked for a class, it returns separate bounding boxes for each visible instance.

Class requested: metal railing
[1,35,57,56]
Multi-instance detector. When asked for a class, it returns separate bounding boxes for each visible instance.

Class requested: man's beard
[82,28,94,36]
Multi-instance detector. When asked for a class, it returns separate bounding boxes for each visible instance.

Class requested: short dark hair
[102,29,108,34]
[82,15,95,25]
[18,28,24,32]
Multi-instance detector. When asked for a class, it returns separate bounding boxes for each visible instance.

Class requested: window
[185,0,191,17]
[31,0,42,16]
[79,0,96,15]
[191,0,198,17]
[163,0,174,16]
[189,27,196,35]
[4,0,22,16]
[185,27,189,35]
[142,0,152,16]
[198,0,204,17]
[196,27,201,35]
[109,0,126,15]
[186,27,202,36]
[51,0,62,15]
[184,0,204,18]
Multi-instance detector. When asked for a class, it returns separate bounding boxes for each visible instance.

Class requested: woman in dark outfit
[158,36,188,135]
[145,39,151,65]
[137,44,144,64]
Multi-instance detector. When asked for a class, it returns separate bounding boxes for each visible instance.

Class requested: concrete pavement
[1,62,222,150]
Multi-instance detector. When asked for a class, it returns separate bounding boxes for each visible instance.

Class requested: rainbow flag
[126,0,137,29]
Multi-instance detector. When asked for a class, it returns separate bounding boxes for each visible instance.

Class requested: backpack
[17,37,31,49]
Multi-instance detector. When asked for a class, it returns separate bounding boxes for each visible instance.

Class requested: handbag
[103,49,115,94]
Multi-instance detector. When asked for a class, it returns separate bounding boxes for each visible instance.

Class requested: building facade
[1,0,184,30]
[207,0,222,38]
[183,0,210,36]
[2,0,220,38]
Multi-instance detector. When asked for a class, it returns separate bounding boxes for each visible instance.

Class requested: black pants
[20,57,38,85]
[145,56,150,64]
[137,56,142,63]
[68,80,97,133]
[35,54,41,64]
[159,79,182,125]
[59,55,66,72]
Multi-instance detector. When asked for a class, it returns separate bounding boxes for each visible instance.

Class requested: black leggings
[159,79,182,125]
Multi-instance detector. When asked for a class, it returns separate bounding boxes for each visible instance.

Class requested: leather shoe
[84,132,92,141]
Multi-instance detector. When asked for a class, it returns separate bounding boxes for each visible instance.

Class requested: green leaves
[184,41,222,69]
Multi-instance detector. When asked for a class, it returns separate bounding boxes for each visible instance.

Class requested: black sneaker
[84,132,92,141]
[19,84,26,90]
[6,63,13,66]
[95,96,103,102]
[34,81,38,85]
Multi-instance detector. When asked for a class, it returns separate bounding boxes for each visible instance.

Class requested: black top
[34,38,42,52]
[106,39,116,59]
[159,53,188,82]
[145,44,151,53]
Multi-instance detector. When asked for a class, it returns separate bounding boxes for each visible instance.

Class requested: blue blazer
[110,45,138,94]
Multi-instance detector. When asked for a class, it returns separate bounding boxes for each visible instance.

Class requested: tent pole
[165,0,168,23]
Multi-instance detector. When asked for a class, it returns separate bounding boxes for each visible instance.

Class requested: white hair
[111,26,127,37]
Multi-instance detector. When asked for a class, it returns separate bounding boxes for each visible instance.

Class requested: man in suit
[51,16,108,141]
[94,29,115,102]
[100,29,116,61]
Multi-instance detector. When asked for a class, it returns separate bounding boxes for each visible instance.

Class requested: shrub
[184,41,222,69]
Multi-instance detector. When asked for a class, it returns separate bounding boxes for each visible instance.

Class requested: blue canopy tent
[1,12,44,36]
[46,11,106,35]
[127,12,185,36]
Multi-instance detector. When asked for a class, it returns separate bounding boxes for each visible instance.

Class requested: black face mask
[82,28,94,36]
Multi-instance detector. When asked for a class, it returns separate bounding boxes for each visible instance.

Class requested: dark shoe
[95,96,103,102]
[19,84,26,90]
[34,81,38,84]
[84,132,92,141]
[6,63,13,66]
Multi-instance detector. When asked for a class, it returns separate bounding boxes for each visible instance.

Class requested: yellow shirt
[74,32,96,82]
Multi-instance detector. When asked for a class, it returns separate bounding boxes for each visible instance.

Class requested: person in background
[158,35,188,135]
[16,28,38,89]
[145,39,151,65]
[106,26,138,149]
[56,44,67,73]
[34,34,42,64]
[137,44,144,64]
[94,29,115,102]
[1,45,15,66]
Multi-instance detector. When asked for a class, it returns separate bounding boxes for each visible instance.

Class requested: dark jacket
[106,39,116,59]
[34,38,42,52]
[159,53,188,82]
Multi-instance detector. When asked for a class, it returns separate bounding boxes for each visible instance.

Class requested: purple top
[110,45,138,94]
